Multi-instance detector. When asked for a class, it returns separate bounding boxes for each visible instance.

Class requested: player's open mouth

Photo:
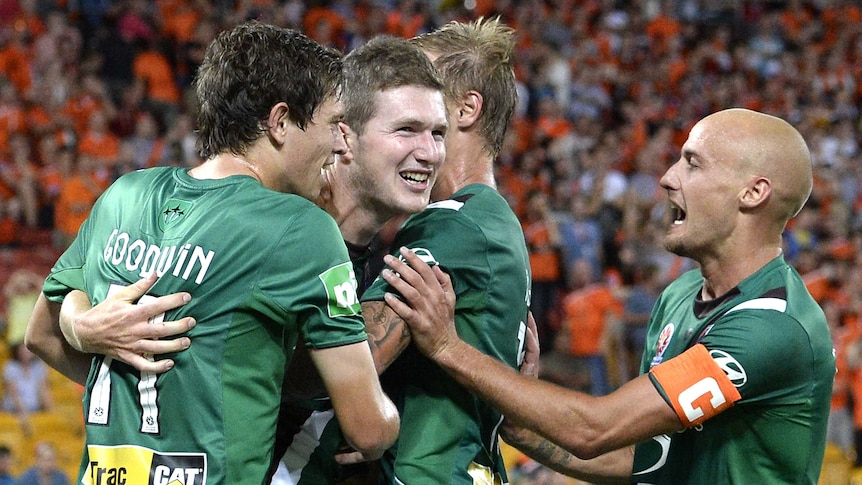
[401,170,430,185]
[671,203,686,225]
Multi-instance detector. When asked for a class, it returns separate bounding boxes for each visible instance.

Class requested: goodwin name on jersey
[102,229,215,285]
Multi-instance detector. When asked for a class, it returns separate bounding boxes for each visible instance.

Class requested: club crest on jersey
[651,323,675,367]
[158,199,192,232]
[319,262,361,317]
[83,445,206,485]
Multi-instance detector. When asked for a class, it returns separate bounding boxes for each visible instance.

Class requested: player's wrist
[62,316,85,352]
[428,335,464,367]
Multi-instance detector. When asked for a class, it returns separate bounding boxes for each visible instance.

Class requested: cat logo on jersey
[158,199,192,232]
[319,262,361,317]
[83,445,206,485]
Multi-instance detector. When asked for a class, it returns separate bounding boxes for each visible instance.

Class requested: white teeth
[669,204,685,224]
[401,172,429,184]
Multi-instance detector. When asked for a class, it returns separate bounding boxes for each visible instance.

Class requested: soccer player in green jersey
[351,18,532,484]
[49,19,528,485]
[24,21,399,485]
[37,34,449,485]
[384,108,835,484]
[273,35,448,484]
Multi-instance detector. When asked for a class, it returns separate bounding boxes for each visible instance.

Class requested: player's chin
[662,235,691,258]
[398,194,430,213]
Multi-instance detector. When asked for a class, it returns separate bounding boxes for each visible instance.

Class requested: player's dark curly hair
[193,21,343,159]
[342,35,443,135]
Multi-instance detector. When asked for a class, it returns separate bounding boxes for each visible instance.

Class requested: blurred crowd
[1,0,861,482]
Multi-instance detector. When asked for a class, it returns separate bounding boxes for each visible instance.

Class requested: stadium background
[0,0,860,483]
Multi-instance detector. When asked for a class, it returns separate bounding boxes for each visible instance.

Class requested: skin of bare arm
[381,248,684,478]
[499,311,633,483]
[361,300,412,375]
[59,271,408,383]
[502,423,634,483]
[309,341,400,461]
[25,294,93,385]
[55,273,196,374]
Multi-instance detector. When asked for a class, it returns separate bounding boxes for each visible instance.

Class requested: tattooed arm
[361,300,412,374]
[281,300,410,404]
[502,425,633,484]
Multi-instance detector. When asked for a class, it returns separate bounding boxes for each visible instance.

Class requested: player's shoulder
[122,165,178,181]
[109,166,177,190]
[421,184,511,222]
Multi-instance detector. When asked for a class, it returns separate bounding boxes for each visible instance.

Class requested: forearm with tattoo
[361,300,412,374]
[502,424,632,484]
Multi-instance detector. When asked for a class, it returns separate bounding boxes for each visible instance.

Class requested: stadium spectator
[15,441,67,485]
[523,189,564,349]
[51,150,103,249]
[554,257,622,395]
[2,268,42,346]
[0,444,14,485]
[3,133,38,229]
[1,343,52,435]
[131,36,180,127]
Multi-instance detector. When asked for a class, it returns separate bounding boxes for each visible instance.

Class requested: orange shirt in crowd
[161,4,201,44]
[499,171,549,219]
[303,6,346,46]
[523,221,561,283]
[385,10,425,38]
[645,13,681,51]
[54,172,101,239]
[560,284,623,356]
[78,131,121,168]
[536,113,573,141]
[26,103,53,135]
[133,50,181,105]
[61,94,105,136]
[0,41,32,94]
[0,212,18,244]
[0,104,24,154]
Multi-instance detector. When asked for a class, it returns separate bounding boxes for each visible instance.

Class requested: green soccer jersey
[632,256,835,484]
[362,184,532,485]
[273,243,380,485]
[42,167,367,485]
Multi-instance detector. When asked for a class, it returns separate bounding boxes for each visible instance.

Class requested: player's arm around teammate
[380,247,683,482]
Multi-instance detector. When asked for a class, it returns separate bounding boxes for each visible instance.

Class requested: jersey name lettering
[103,229,214,284]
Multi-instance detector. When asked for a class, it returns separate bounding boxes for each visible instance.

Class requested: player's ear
[340,122,358,164]
[740,176,771,210]
[456,90,483,129]
[266,102,291,144]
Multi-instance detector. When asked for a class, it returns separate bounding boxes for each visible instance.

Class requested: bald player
[382,108,835,484]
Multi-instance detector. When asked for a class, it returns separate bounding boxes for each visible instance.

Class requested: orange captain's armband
[650,343,742,427]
